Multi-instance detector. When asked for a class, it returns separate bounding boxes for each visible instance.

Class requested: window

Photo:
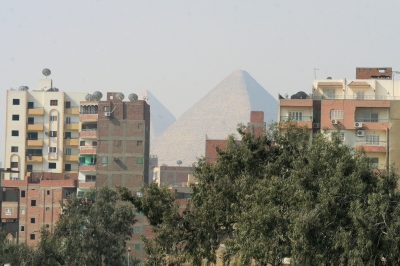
[47,190,50,195]
[20,226,24,231]
[79,157,85,164]
[65,148,72,155]
[48,163,56,169]
[49,131,57,137]
[137,141,143,146]
[5,208,11,216]
[65,117,71,124]
[11,130,19,136]
[31,218,35,223]
[11,146,18,152]
[12,114,19,121]
[354,91,364,100]
[85,175,96,182]
[103,106,110,112]
[66,191,72,197]
[80,141,86,146]
[30,234,35,240]
[27,132,38,140]
[21,190,25,197]
[65,101,71,108]
[288,111,303,121]
[31,200,36,206]
[45,207,50,211]
[330,110,344,119]
[27,117,34,124]
[101,157,108,164]
[134,244,141,250]
[50,116,57,121]
[363,113,379,122]
[11,162,18,168]
[46,224,50,228]
[366,135,380,145]
[92,141,97,146]
[27,165,33,172]
[134,226,141,233]
[339,132,345,142]
[370,157,379,167]
[137,157,143,164]
[50,100,58,106]
[13,99,20,105]
[65,164,71,171]
[65,132,72,139]
[49,147,57,153]
[21,209,25,215]
[323,88,335,99]
[27,102,34,109]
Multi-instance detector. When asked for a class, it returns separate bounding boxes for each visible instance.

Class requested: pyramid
[137,90,176,145]
[152,70,278,166]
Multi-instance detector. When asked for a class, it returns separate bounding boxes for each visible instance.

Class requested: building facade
[278,67,400,171]
[4,79,86,180]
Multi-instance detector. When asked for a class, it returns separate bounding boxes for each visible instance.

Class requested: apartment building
[278,67,400,171]
[2,73,151,252]
[4,78,86,180]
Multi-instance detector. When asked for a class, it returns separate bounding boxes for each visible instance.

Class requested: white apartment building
[4,78,87,180]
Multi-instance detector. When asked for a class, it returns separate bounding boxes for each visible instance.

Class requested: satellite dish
[18,86,29,91]
[115,92,125,100]
[177,160,182,166]
[92,91,103,101]
[42,68,51,77]
[128,93,138,101]
[85,94,93,101]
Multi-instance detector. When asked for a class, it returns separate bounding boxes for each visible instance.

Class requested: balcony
[79,114,98,122]
[79,146,97,154]
[356,141,387,153]
[64,138,79,146]
[65,107,79,115]
[80,129,97,138]
[27,108,44,115]
[27,123,44,131]
[79,165,97,171]
[64,155,78,161]
[26,156,43,162]
[65,123,79,130]
[27,139,43,146]
[63,168,78,172]
[280,116,313,128]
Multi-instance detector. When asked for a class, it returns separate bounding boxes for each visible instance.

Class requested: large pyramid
[152,70,278,166]
[137,90,176,145]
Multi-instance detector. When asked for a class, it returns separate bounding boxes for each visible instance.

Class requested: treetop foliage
[120,122,400,266]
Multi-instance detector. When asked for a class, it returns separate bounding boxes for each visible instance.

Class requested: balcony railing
[356,141,387,146]
[313,95,400,100]
[280,116,313,122]
[81,128,97,131]
[63,168,78,172]
[354,118,389,122]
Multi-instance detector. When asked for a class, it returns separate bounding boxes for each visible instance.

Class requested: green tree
[121,122,400,265]
[55,186,136,265]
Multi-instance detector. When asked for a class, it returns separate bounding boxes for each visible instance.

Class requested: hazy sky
[1,0,399,160]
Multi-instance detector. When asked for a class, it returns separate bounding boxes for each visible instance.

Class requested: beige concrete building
[278,67,400,171]
[4,78,87,180]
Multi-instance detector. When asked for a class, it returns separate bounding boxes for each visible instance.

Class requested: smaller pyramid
[138,90,176,146]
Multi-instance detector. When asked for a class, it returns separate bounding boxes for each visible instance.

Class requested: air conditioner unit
[104,112,111,117]
[331,119,338,125]
[357,130,365,137]
[354,122,363,128]
[312,123,320,128]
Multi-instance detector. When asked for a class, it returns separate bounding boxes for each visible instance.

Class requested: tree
[55,186,136,265]
[120,122,400,265]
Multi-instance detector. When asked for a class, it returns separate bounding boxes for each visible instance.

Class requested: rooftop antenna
[177,160,182,166]
[314,68,319,79]
[42,68,51,79]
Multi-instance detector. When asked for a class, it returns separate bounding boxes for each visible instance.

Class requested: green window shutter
[136,157,143,164]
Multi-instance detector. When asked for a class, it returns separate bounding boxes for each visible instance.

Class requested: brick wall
[356,67,392,79]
